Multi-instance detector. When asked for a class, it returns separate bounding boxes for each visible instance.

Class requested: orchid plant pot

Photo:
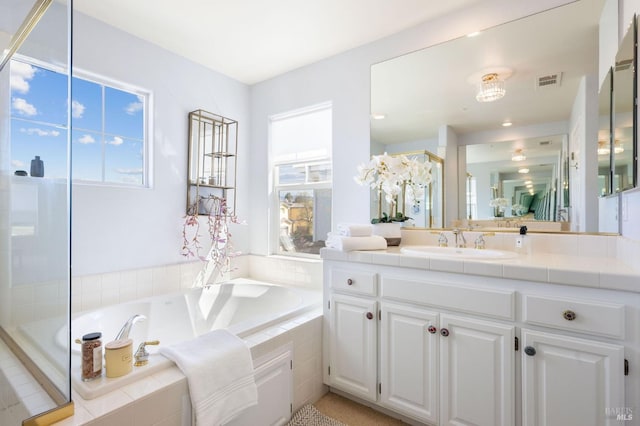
[372,222,402,246]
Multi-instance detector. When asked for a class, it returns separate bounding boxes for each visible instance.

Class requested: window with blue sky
[10,58,149,186]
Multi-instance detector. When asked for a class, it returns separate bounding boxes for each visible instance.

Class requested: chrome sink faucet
[115,314,146,340]
[452,228,466,248]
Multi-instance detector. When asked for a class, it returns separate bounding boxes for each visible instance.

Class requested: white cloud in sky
[10,62,36,94]
[107,136,124,146]
[21,127,61,137]
[125,101,143,115]
[71,100,85,118]
[78,134,95,144]
[12,98,37,116]
[11,159,25,168]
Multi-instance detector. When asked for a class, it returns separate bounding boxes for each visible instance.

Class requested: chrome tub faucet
[115,314,146,340]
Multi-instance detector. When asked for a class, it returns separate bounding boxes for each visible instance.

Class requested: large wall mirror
[371,0,611,232]
[612,17,637,193]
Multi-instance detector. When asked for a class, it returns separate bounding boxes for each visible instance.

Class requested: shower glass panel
[0,0,72,424]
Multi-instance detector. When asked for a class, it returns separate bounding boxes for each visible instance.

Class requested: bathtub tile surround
[68,252,324,316]
[248,255,323,290]
[55,309,323,425]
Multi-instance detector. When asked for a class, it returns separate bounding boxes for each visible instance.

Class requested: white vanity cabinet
[521,329,625,426]
[328,293,378,401]
[438,314,514,426]
[325,263,516,425]
[380,302,438,423]
[323,257,639,426]
[379,304,515,425]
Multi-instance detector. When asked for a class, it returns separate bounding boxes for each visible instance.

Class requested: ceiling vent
[615,59,633,71]
[536,72,562,89]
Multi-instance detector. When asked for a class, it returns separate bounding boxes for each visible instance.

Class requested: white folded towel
[160,330,258,425]
[325,234,387,252]
[337,223,373,237]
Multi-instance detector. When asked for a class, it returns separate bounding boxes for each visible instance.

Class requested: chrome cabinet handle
[563,310,577,321]
[440,328,450,337]
[427,325,437,334]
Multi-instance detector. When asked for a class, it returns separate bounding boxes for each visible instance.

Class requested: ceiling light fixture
[502,121,512,127]
[524,180,532,185]
[614,142,624,154]
[598,140,625,155]
[511,149,526,162]
[476,73,506,102]
[597,141,610,156]
[526,184,533,188]
[518,167,530,174]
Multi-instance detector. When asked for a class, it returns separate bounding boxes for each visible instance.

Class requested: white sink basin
[400,245,518,260]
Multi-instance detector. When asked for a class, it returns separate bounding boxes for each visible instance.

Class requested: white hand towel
[159,330,258,425]
[337,223,373,237]
[325,235,387,251]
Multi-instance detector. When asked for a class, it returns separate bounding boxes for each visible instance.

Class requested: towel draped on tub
[160,329,258,425]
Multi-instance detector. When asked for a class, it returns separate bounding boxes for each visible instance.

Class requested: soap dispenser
[515,225,529,255]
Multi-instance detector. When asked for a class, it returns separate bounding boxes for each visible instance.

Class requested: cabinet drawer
[381,276,515,320]
[330,268,377,296]
[522,294,625,339]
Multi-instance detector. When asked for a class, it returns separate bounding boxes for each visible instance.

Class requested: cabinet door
[521,329,624,426]
[380,302,438,424]
[328,294,377,401]
[440,314,515,426]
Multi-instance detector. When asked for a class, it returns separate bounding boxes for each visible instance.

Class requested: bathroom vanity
[321,244,640,426]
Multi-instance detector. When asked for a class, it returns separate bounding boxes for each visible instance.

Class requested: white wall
[569,74,600,232]
[71,14,251,275]
[248,0,576,255]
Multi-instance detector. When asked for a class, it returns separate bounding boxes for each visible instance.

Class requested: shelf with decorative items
[186,109,238,216]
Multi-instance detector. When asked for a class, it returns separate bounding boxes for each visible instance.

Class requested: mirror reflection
[464,135,568,226]
[371,0,605,232]
[598,68,613,196]
[612,20,636,192]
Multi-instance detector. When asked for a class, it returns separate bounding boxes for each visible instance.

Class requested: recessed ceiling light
[526,184,533,188]
[502,121,512,127]
[371,113,386,120]
[518,167,530,174]
[524,180,532,185]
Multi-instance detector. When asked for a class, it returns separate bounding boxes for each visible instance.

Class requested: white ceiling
[73,0,484,85]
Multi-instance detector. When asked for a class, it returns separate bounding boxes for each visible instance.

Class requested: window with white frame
[10,58,150,186]
[270,103,332,256]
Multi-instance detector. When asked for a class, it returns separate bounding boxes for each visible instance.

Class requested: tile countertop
[320,247,640,294]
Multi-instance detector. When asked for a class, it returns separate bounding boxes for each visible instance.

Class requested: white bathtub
[66,278,322,399]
